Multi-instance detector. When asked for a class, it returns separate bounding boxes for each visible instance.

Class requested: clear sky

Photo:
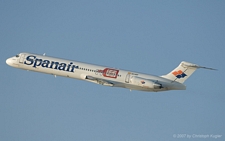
[1,1,224,140]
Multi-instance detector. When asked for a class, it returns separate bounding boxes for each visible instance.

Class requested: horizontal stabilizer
[183,64,217,70]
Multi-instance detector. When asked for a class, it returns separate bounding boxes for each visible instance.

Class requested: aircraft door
[19,54,25,63]
[125,72,131,83]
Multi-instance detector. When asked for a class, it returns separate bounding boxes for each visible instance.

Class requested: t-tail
[161,61,216,84]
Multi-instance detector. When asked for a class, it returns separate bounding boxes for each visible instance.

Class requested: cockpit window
[16,54,19,57]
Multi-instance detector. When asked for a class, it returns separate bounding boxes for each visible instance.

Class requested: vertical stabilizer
[161,61,216,83]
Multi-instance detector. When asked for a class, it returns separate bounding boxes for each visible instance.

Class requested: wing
[85,75,114,86]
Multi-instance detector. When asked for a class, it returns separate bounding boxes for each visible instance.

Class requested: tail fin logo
[172,70,187,79]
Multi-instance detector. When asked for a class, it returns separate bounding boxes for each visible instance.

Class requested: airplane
[6,52,216,92]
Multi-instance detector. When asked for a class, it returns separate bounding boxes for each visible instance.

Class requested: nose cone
[6,58,11,65]
[6,58,14,66]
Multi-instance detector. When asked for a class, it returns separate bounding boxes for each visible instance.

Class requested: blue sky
[1,1,224,140]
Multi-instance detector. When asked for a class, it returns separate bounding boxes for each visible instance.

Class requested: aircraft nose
[6,58,12,65]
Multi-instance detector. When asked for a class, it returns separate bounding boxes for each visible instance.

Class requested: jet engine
[130,76,163,89]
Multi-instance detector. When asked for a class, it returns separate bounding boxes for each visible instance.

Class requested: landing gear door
[19,54,25,63]
[125,72,131,83]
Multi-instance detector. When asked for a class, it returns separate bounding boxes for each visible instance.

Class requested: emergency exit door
[125,72,131,83]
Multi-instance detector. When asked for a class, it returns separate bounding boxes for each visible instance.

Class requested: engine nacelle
[130,77,163,89]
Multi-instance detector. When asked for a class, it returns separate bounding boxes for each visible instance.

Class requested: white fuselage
[6,53,186,92]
